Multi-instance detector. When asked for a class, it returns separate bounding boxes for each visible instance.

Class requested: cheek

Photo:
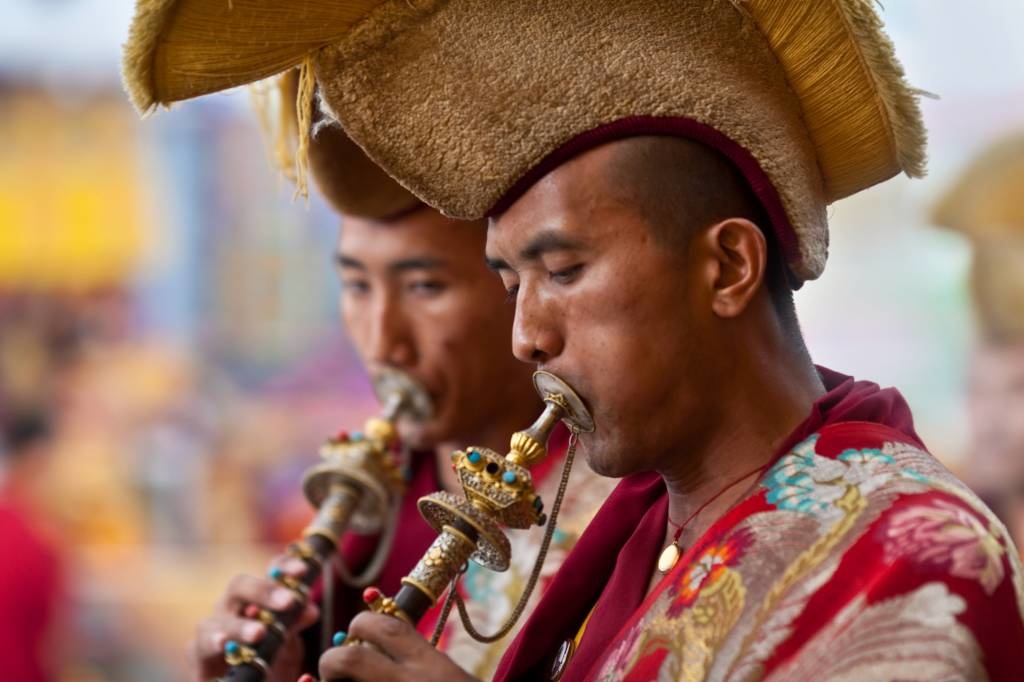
[435,289,513,357]
[341,304,372,359]
[567,281,687,395]
[562,277,696,462]
[423,308,478,363]
[416,300,494,391]
[434,300,520,417]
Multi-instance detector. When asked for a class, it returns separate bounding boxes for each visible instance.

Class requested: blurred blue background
[0,1,1022,679]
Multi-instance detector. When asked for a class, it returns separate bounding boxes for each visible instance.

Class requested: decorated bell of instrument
[302,368,433,534]
[417,370,593,571]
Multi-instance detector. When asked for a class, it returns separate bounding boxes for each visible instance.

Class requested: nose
[367,291,415,367]
[511,288,564,365]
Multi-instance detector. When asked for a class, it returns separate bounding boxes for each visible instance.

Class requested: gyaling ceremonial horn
[357,370,594,629]
[222,368,433,681]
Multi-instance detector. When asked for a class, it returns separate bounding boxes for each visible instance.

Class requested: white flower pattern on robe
[884,497,1006,595]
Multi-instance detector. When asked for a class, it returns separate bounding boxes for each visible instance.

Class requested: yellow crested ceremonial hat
[123,0,927,282]
[933,134,1024,240]
[933,133,1024,342]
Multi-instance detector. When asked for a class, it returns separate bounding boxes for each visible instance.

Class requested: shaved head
[603,136,797,329]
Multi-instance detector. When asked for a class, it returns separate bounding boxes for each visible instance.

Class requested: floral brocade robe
[594,422,1024,681]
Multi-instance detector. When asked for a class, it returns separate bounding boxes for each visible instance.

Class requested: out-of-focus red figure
[0,412,64,682]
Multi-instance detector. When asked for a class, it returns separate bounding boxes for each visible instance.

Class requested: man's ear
[698,218,767,319]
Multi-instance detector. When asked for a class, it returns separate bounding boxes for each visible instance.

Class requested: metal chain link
[334,491,401,588]
[428,563,466,647]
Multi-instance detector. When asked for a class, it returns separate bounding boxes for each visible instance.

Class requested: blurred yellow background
[0,1,1022,680]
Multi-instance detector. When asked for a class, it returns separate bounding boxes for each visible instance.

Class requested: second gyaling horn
[223,368,432,680]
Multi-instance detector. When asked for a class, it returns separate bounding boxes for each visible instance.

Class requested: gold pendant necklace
[657,462,771,575]
[657,542,682,574]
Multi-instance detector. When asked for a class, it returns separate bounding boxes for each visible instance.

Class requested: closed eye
[504,284,519,303]
[341,279,370,295]
[550,263,583,284]
[406,280,447,296]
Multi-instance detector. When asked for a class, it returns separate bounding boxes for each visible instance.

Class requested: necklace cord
[667,461,771,542]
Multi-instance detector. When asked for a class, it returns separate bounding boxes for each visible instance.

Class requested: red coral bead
[362,586,382,604]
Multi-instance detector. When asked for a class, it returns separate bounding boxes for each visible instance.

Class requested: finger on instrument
[295,600,321,631]
[270,553,310,578]
[319,637,402,682]
[219,574,300,614]
[195,614,266,661]
[347,612,434,663]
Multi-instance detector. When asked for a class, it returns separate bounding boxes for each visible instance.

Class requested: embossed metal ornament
[372,367,433,423]
[356,371,595,636]
[303,370,432,534]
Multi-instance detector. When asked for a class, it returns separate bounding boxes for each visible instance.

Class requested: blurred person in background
[933,133,1024,553]
[0,410,65,682]
[185,78,615,681]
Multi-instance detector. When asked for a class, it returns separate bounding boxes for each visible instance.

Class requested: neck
[660,334,823,546]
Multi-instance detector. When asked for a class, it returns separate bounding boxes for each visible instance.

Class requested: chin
[580,437,634,479]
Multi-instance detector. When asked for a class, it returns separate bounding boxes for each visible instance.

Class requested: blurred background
[0,1,1022,679]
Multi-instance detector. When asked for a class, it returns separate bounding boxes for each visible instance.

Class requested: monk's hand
[318,612,476,682]
[187,554,319,682]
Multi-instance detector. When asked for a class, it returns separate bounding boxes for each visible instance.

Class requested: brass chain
[429,564,465,647]
[334,485,402,588]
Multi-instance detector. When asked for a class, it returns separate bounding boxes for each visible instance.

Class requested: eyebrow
[485,229,585,271]
[334,253,447,272]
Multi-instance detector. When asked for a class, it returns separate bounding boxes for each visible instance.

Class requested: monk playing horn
[123,1,1024,679]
